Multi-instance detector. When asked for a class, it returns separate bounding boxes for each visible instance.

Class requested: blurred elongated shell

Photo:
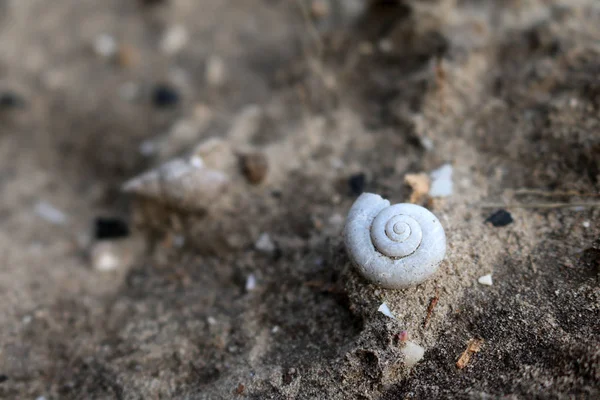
[122,158,228,211]
[344,193,446,289]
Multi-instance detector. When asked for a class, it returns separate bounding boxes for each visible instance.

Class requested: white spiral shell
[344,193,446,289]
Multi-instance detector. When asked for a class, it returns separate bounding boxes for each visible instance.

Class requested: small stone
[582,221,590,228]
[160,25,188,55]
[207,316,217,325]
[245,274,257,292]
[34,201,68,225]
[401,341,425,367]
[152,84,180,108]
[91,242,122,271]
[377,303,396,319]
[429,164,453,197]
[93,34,117,58]
[478,274,493,286]
[240,152,269,184]
[398,330,409,342]
[255,233,275,253]
[348,173,366,195]
[485,209,513,227]
[94,217,130,240]
[206,55,226,87]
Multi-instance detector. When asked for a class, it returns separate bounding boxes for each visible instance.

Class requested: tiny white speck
[255,233,276,253]
[190,156,204,169]
[245,274,257,291]
[582,221,590,228]
[207,316,217,325]
[271,326,280,333]
[478,274,493,286]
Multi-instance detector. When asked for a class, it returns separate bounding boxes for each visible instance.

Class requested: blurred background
[0,0,599,399]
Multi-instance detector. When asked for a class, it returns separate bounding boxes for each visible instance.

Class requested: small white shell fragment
[344,193,446,289]
[478,274,493,286]
[401,341,425,367]
[122,158,228,210]
[255,233,276,253]
[160,25,189,55]
[93,33,117,58]
[377,302,396,320]
[245,274,257,292]
[34,201,68,225]
[429,163,453,197]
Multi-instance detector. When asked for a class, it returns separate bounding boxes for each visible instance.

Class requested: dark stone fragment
[95,217,130,240]
[348,173,366,196]
[485,209,513,227]
[0,374,7,383]
[0,92,25,109]
[152,85,180,108]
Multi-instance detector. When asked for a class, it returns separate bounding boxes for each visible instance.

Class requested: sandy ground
[0,0,599,399]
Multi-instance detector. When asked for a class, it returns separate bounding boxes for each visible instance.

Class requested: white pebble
[160,25,189,55]
[582,221,590,228]
[93,34,117,58]
[91,242,121,272]
[207,316,217,325]
[255,233,276,253]
[34,201,68,225]
[478,274,493,286]
[271,326,280,333]
[245,274,257,291]
[377,303,396,320]
[401,341,425,367]
[205,55,226,87]
[429,163,453,197]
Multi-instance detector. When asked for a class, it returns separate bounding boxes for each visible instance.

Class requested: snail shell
[344,193,446,289]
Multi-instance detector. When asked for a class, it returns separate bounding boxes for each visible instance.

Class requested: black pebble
[0,374,8,383]
[485,209,513,227]
[152,85,180,108]
[95,217,130,240]
[348,173,366,195]
[0,92,25,109]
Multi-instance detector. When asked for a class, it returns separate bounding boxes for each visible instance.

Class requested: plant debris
[456,338,484,369]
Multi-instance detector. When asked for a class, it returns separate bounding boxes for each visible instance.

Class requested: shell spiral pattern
[344,193,446,289]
